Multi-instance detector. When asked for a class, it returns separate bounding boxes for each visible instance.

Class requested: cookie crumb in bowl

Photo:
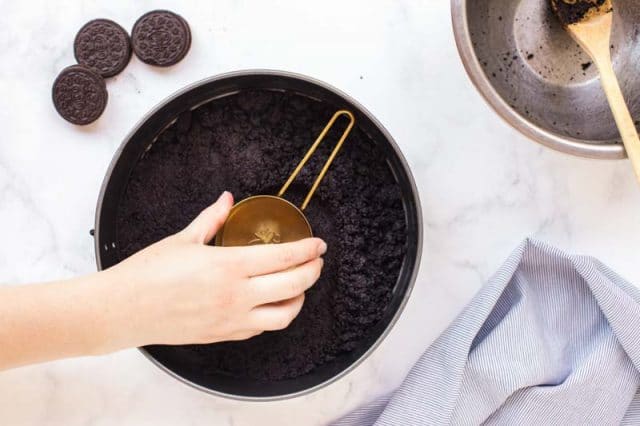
[550,0,612,26]
[451,0,640,158]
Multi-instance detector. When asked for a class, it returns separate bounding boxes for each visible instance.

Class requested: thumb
[183,191,234,244]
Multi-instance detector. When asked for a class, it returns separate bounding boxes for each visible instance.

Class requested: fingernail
[217,191,230,202]
[318,241,327,256]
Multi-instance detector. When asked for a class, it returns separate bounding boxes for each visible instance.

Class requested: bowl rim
[94,69,423,401]
[450,0,627,160]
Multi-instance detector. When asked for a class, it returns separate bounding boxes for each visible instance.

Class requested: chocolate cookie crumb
[131,10,191,67]
[52,65,108,125]
[115,89,408,381]
[551,0,610,26]
[74,19,132,78]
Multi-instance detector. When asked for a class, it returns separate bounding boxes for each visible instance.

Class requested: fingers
[232,238,327,276]
[248,258,323,305]
[183,192,234,244]
[248,294,306,331]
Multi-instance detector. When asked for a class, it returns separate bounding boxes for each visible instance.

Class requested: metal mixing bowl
[451,0,640,159]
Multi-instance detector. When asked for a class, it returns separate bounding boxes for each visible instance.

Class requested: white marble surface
[1,0,639,424]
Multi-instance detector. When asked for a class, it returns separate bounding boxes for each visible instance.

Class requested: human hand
[101,191,326,350]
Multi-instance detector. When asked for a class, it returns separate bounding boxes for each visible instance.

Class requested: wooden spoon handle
[595,57,640,182]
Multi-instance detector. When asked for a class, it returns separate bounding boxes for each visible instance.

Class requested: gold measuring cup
[215,110,355,247]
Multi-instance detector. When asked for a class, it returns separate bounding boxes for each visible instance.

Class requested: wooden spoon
[551,0,640,182]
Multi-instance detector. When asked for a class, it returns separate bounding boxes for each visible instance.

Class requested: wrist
[78,269,140,355]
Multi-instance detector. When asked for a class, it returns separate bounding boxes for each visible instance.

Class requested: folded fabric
[333,239,640,425]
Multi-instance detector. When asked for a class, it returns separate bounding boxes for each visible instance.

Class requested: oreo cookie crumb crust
[52,65,108,125]
[131,10,191,67]
[115,89,408,382]
[74,19,132,78]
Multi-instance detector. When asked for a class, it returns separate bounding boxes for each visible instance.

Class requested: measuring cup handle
[278,110,356,211]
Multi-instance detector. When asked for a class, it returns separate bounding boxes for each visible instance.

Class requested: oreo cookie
[131,10,191,67]
[52,65,108,125]
[74,19,132,78]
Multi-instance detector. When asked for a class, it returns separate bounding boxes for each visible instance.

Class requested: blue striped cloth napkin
[333,239,640,425]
